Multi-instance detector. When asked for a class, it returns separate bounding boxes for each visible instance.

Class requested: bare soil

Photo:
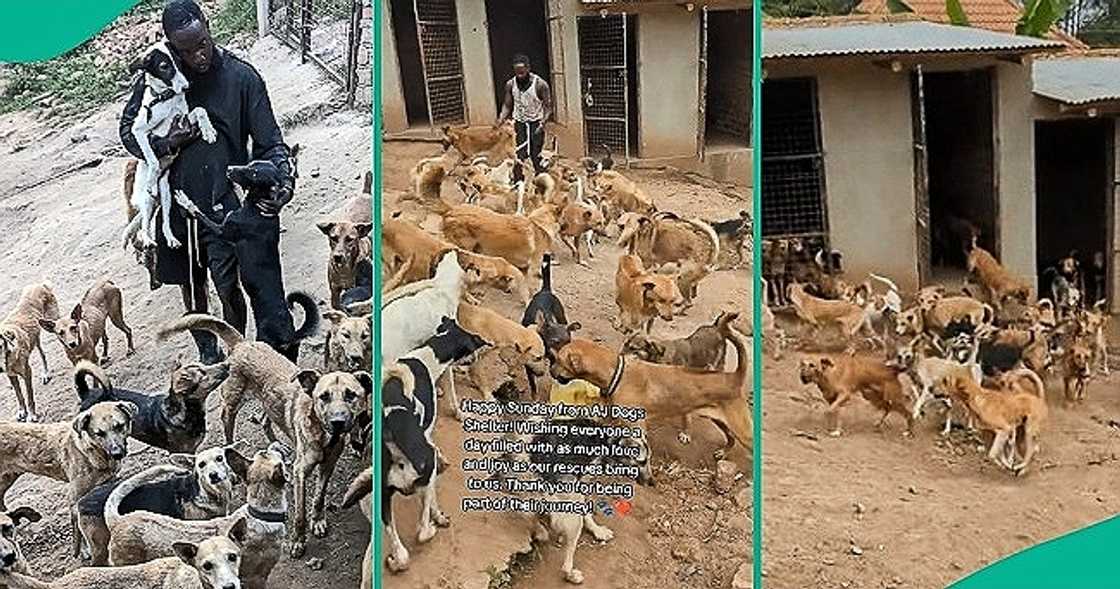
[0,37,371,588]
[379,141,754,589]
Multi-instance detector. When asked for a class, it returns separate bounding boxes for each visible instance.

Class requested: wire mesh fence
[761,77,828,241]
[266,0,365,106]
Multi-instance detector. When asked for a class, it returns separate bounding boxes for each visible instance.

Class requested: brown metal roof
[859,0,1086,48]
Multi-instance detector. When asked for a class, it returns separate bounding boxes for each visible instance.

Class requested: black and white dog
[123,41,217,250]
[381,317,488,573]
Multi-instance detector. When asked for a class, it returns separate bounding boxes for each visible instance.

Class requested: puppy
[122,41,217,251]
[622,311,737,370]
[1,283,59,422]
[382,318,489,572]
[77,446,247,566]
[614,254,683,334]
[1,524,246,589]
[967,240,1032,307]
[798,356,912,437]
[40,278,135,367]
[940,372,1047,474]
[74,359,228,454]
[0,507,40,577]
[106,444,291,589]
[786,283,874,346]
[322,310,372,372]
[1061,341,1094,404]
[0,401,136,558]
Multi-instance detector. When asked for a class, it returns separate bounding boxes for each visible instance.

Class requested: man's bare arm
[496,79,513,127]
[538,79,553,123]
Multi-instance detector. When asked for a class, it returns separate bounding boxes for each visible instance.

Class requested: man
[119,0,295,363]
[496,54,552,174]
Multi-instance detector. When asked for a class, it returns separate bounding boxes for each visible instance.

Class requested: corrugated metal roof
[763,20,1062,59]
[859,0,1085,47]
[1033,56,1120,105]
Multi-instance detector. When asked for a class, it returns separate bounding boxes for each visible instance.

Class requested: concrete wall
[991,60,1038,288]
[636,11,702,159]
[456,1,495,125]
[380,0,408,133]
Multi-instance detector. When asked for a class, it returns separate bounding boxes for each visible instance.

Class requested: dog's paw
[417,524,437,544]
[15,409,27,423]
[288,541,306,559]
[386,552,410,573]
[589,526,614,543]
[677,432,692,445]
[433,510,451,527]
[199,122,218,144]
[564,569,585,585]
[166,233,183,249]
[25,412,38,423]
[311,519,328,538]
[828,429,842,438]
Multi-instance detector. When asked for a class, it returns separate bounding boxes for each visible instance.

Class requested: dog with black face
[122,41,217,252]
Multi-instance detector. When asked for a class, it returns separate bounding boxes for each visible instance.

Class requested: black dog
[341,257,372,314]
[520,253,572,396]
[707,210,752,268]
[942,319,1020,377]
[74,360,228,454]
[173,151,318,362]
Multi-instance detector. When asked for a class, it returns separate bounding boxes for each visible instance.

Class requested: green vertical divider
[751,0,764,587]
[372,0,384,586]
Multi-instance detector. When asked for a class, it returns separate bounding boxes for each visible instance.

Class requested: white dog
[122,41,216,250]
[382,250,470,364]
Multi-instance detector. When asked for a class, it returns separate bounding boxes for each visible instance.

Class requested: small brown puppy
[1077,300,1110,375]
[622,311,738,371]
[787,283,872,345]
[558,200,608,267]
[441,123,516,163]
[322,310,372,372]
[1061,341,1094,404]
[318,195,373,309]
[40,278,134,367]
[941,372,1047,474]
[1,282,59,422]
[590,169,655,218]
[615,254,683,334]
[967,240,1032,308]
[798,355,912,437]
[382,213,453,286]
[0,506,40,577]
[0,401,136,558]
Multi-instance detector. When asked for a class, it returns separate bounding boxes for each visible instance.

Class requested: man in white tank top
[496,53,552,174]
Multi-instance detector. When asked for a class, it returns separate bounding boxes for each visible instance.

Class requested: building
[761,14,1120,310]
[381,0,753,184]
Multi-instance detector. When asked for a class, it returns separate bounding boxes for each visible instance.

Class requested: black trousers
[515,119,544,174]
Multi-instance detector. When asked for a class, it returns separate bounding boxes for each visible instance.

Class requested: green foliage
[0,48,127,116]
[762,0,861,17]
[1017,0,1069,37]
[946,0,971,25]
[209,0,258,43]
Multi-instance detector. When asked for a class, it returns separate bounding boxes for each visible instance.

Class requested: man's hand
[154,114,202,155]
[256,183,293,216]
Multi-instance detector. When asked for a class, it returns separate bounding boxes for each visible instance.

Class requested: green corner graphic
[0,2,139,62]
[950,514,1120,588]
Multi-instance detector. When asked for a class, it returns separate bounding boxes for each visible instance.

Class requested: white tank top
[512,74,544,122]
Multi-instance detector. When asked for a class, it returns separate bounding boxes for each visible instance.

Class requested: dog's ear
[73,411,92,435]
[8,506,42,526]
[70,304,83,322]
[316,221,336,236]
[128,57,145,74]
[322,310,347,326]
[354,223,372,238]
[568,322,582,333]
[167,453,195,470]
[227,517,249,547]
[567,351,584,374]
[38,318,55,332]
[172,541,199,565]
[820,357,834,369]
[225,448,252,481]
[116,401,138,422]
[353,371,374,398]
[293,369,321,395]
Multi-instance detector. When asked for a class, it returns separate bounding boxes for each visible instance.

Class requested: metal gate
[911,66,932,284]
[760,77,829,245]
[267,0,365,107]
[414,0,467,127]
[577,14,630,160]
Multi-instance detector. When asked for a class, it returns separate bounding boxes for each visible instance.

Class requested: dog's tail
[688,218,721,269]
[714,311,739,335]
[540,253,554,293]
[726,325,751,388]
[341,468,373,511]
[73,360,111,403]
[105,464,188,529]
[981,303,995,326]
[867,272,899,293]
[287,291,321,341]
[1007,367,1047,401]
[158,314,245,350]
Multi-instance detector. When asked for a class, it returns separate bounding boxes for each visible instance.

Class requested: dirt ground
[761,316,1120,589]
[0,37,371,587]
[379,141,753,589]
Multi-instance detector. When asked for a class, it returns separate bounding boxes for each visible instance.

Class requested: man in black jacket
[120,0,295,363]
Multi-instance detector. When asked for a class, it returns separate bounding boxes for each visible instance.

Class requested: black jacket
[119,47,291,222]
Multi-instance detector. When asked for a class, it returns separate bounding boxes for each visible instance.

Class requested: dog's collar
[603,355,626,398]
[248,505,288,524]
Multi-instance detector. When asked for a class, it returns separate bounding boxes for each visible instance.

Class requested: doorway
[920,69,998,281]
[577,13,639,159]
[703,9,751,151]
[1035,118,1114,303]
[484,0,552,118]
[388,0,467,127]
[389,0,428,126]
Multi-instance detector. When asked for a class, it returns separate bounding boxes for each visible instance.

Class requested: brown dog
[550,325,752,454]
[798,355,912,436]
[787,283,874,346]
[1061,341,1094,404]
[1077,300,1110,375]
[615,254,682,334]
[1,283,59,422]
[318,195,373,309]
[622,311,737,371]
[441,124,516,163]
[558,200,608,267]
[967,240,1032,308]
[440,203,552,280]
[941,372,1047,474]
[40,278,134,367]
[590,169,655,219]
[617,212,719,273]
[322,310,371,372]
[0,506,40,577]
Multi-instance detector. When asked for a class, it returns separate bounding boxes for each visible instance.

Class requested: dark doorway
[389,0,428,126]
[922,69,997,277]
[1035,118,1114,302]
[484,0,552,118]
[704,9,751,150]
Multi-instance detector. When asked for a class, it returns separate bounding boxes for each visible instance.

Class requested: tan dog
[656,258,708,311]
[322,310,371,372]
[967,241,1032,308]
[622,311,737,371]
[1,283,59,422]
[1,524,247,589]
[615,254,683,334]
[0,401,136,558]
[896,296,994,337]
[590,169,655,218]
[557,200,608,267]
[941,372,1047,474]
[456,249,529,303]
[550,326,752,454]
[455,302,546,412]
[0,506,40,577]
[798,356,912,437]
[616,212,719,276]
[1078,300,1110,375]
[441,204,552,280]
[1061,341,1093,404]
[787,283,874,346]
[441,124,516,163]
[40,278,134,366]
[318,195,373,309]
[382,213,453,285]
[106,443,291,589]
